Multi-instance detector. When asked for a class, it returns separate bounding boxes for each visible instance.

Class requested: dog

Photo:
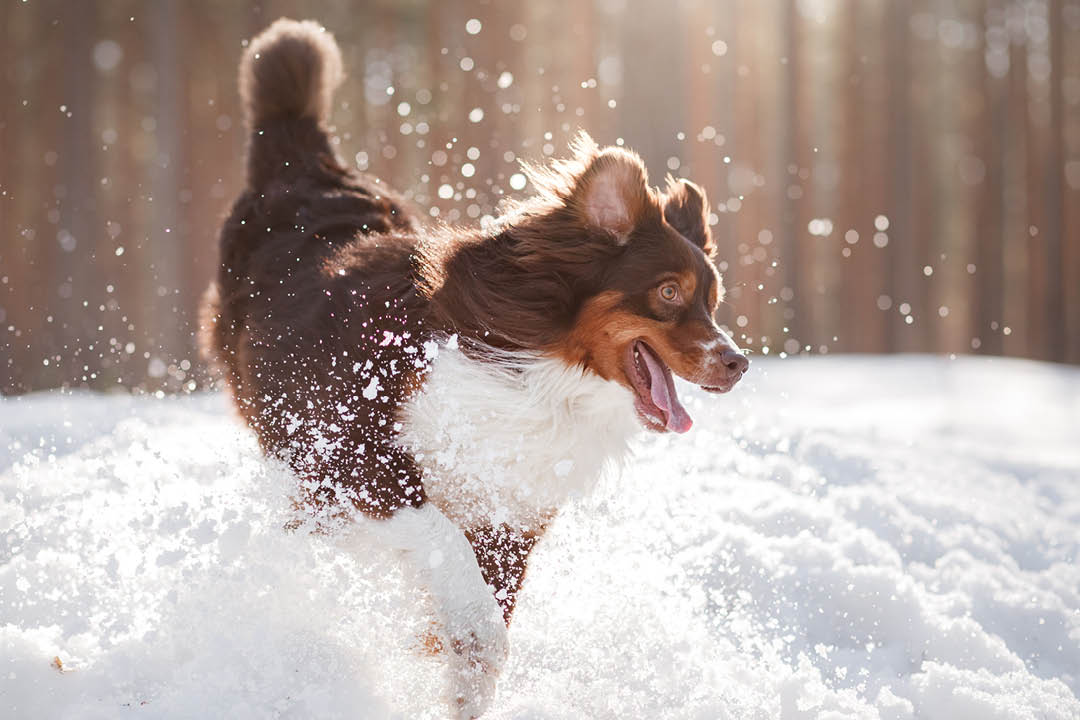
[201,18,748,719]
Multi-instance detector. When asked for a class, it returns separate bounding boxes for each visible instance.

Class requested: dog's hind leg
[379,503,507,719]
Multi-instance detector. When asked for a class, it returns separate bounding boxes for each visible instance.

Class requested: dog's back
[202,20,426,515]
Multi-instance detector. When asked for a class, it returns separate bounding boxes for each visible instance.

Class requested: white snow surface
[2,355,1079,719]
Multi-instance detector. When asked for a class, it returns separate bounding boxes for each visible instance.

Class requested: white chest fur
[396,342,641,531]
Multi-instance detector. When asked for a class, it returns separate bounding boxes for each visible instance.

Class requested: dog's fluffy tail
[240,18,342,128]
[239,19,343,186]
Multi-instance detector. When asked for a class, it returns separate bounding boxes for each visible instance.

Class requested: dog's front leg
[380,503,507,719]
[466,524,544,625]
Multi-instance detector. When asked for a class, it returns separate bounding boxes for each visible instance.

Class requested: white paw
[443,599,508,719]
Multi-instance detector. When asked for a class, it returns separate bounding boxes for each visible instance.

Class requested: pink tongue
[638,344,693,433]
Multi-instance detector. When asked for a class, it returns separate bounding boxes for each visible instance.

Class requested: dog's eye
[659,283,679,302]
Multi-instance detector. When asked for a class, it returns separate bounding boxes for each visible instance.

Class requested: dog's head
[521,133,748,433]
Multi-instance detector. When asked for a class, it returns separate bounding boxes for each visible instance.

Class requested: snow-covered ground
[2,355,1078,719]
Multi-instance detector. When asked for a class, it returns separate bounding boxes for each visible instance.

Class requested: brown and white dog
[202,18,747,719]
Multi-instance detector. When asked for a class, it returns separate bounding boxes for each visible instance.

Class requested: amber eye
[659,283,679,302]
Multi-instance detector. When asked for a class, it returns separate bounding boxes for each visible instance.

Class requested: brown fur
[662,175,716,257]
[466,525,545,623]
[202,19,744,623]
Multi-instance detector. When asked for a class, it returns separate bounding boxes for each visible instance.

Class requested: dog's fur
[202,18,747,718]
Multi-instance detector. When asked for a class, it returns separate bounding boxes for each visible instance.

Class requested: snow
[2,355,1079,719]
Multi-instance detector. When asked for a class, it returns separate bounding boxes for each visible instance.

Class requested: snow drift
[2,355,1078,719]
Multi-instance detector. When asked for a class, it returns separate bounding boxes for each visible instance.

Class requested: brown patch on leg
[466,524,544,625]
[418,621,445,656]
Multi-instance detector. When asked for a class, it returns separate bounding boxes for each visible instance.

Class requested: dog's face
[550,138,748,433]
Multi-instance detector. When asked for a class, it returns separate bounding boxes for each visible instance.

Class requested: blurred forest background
[1,0,1079,394]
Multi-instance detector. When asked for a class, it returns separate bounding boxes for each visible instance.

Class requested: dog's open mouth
[625,339,693,434]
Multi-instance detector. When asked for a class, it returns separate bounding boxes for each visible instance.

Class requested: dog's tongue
[638,344,693,433]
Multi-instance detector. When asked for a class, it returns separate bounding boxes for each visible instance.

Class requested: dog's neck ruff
[397,340,641,531]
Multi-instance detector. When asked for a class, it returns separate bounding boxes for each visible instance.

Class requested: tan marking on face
[675,269,696,301]
[557,291,644,382]
[559,289,738,391]
[707,266,722,310]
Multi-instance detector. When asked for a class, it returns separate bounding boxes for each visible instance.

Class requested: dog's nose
[721,349,749,376]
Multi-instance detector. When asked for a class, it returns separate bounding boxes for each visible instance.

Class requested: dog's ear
[522,131,651,244]
[662,176,714,257]
[570,147,650,243]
